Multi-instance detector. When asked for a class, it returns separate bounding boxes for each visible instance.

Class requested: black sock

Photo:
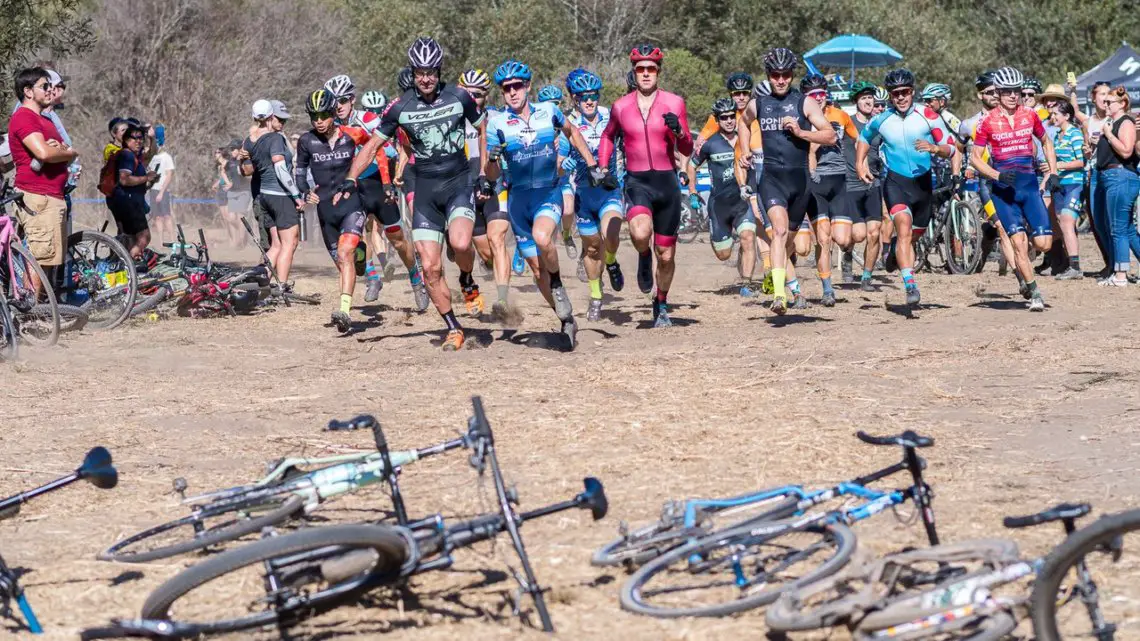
[459,270,474,289]
[441,310,461,331]
[1069,256,1080,270]
[549,270,563,289]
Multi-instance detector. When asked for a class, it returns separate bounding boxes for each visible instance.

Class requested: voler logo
[519,126,538,148]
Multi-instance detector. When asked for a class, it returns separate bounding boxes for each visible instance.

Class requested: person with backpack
[104,124,157,260]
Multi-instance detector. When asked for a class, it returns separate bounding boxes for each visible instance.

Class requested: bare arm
[970,145,1000,181]
[19,132,77,163]
[797,99,837,146]
[561,121,598,170]
[736,100,756,168]
[1103,118,1136,158]
[346,133,386,183]
[855,139,873,184]
[1040,133,1058,176]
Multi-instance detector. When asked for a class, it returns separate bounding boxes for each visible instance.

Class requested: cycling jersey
[691,131,739,202]
[973,106,1045,175]
[754,89,811,169]
[294,129,358,199]
[564,108,622,237]
[337,109,390,183]
[846,115,883,191]
[563,107,618,183]
[859,105,953,178]
[375,84,483,180]
[699,109,763,164]
[598,89,692,172]
[486,101,565,191]
[816,105,858,176]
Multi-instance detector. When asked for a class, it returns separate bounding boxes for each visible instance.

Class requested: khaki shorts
[16,193,67,266]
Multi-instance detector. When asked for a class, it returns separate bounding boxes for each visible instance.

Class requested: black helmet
[726,72,754,92]
[1023,77,1043,93]
[229,284,261,314]
[305,89,335,115]
[975,69,997,91]
[883,68,916,90]
[800,73,828,93]
[711,97,736,116]
[407,37,443,69]
[398,67,414,93]
[764,47,797,73]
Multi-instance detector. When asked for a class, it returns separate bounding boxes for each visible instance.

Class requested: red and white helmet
[629,43,664,66]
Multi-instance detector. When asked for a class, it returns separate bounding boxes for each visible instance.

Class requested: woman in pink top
[597,44,693,328]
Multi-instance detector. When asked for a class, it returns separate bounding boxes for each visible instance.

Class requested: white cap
[45,70,63,86]
[251,99,273,120]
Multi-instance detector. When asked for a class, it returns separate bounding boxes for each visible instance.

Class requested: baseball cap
[251,99,273,119]
[45,70,64,87]
[269,100,291,120]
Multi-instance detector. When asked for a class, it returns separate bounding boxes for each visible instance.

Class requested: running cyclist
[540,83,580,261]
[686,98,759,285]
[561,69,625,321]
[838,81,885,290]
[484,59,606,349]
[335,37,487,351]
[804,73,856,307]
[970,66,1057,312]
[736,47,836,315]
[597,44,694,327]
[457,68,514,318]
[294,89,371,332]
[855,69,956,307]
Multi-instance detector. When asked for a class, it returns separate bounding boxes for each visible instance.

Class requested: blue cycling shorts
[992,172,1051,237]
[508,186,562,259]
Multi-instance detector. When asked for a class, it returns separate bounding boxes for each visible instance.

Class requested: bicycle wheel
[0,297,17,361]
[9,243,60,346]
[129,283,175,318]
[141,524,408,634]
[98,495,304,563]
[620,519,856,618]
[1031,508,1140,641]
[66,230,138,330]
[945,199,984,275]
[57,304,90,333]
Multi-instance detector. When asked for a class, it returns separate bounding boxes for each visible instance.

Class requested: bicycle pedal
[169,477,188,499]
[618,520,630,538]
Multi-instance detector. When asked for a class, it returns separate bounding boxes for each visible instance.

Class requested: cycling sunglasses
[634,65,659,75]
[717,114,736,122]
[336,96,353,105]
[310,111,334,121]
[576,92,600,102]
[768,71,792,80]
[890,87,913,99]
[500,82,527,94]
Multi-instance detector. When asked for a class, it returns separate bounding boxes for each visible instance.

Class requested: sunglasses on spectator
[577,92,600,102]
[635,65,658,75]
[890,88,913,98]
[501,82,527,94]
[768,71,792,80]
[34,81,54,91]
[310,111,334,121]
[1021,91,1036,97]
[337,96,353,105]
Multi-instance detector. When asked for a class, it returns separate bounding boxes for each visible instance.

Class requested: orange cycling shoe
[463,284,485,316]
[442,328,465,351]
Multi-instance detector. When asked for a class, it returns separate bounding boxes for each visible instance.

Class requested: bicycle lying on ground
[84,397,607,638]
[1,447,118,634]
[98,414,479,563]
[608,431,941,618]
[767,502,1135,640]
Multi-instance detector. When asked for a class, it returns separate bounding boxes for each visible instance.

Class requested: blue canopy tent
[804,34,903,87]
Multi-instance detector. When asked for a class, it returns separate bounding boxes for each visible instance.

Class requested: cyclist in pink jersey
[597,44,693,328]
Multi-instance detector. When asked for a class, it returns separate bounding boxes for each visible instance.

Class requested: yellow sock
[771,267,786,299]
[340,293,352,314]
[589,278,602,299]
[605,250,617,265]
[762,252,771,270]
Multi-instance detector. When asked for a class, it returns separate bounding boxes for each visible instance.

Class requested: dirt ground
[3,230,1139,640]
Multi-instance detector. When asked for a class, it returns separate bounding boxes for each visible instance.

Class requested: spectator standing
[224,141,251,246]
[240,99,303,284]
[1092,87,1140,287]
[1049,100,1085,279]
[147,124,176,246]
[110,124,158,260]
[1071,80,1112,275]
[7,67,77,293]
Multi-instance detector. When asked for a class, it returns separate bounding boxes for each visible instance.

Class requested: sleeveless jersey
[754,89,811,169]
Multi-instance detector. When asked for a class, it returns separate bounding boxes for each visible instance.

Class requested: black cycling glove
[663,112,683,136]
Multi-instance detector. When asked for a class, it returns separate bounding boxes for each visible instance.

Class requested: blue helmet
[537,85,563,102]
[568,71,603,95]
[565,67,587,92]
[493,59,532,85]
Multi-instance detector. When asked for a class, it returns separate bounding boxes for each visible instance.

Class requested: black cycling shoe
[606,261,625,291]
[637,252,654,294]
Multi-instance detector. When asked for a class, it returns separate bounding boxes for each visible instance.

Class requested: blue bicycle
[606,431,942,618]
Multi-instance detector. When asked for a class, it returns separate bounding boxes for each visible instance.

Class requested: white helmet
[407,37,443,69]
[992,67,1024,90]
[324,74,355,99]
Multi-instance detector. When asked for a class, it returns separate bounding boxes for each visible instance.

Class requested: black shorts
[842,186,883,224]
[708,196,757,251]
[759,165,812,231]
[317,191,367,259]
[472,181,508,237]
[256,193,300,230]
[357,177,402,229]
[624,170,682,243]
[411,172,475,244]
[109,193,149,236]
[883,171,933,233]
[402,163,416,195]
[809,173,847,222]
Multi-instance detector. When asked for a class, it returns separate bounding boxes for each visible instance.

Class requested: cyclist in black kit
[737,47,837,315]
[295,89,369,333]
[335,37,488,351]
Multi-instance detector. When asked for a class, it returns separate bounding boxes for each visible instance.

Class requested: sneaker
[492,300,508,320]
[1054,267,1084,281]
[1029,292,1045,311]
[576,255,588,283]
[442,328,465,351]
[637,252,654,294]
[412,280,430,312]
[606,262,625,291]
[906,286,921,307]
[740,285,757,298]
[551,286,573,321]
[860,277,874,293]
[364,278,383,303]
[511,248,526,276]
[821,290,836,307]
[792,293,810,310]
[1034,260,1051,275]
[771,296,788,316]
[652,302,672,328]
[1098,276,1128,288]
[561,317,578,349]
[841,252,854,283]
[587,299,602,322]
[463,284,485,315]
[564,234,578,260]
[884,241,898,273]
[331,311,351,333]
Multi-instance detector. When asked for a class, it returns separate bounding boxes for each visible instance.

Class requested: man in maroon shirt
[7,67,77,289]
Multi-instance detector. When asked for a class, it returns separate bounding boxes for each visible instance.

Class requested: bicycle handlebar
[1003,502,1091,529]
[856,430,934,448]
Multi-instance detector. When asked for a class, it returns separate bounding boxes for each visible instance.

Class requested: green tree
[0,0,92,79]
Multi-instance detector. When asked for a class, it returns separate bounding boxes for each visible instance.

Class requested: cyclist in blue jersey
[485,60,609,349]
[855,69,956,307]
[540,84,579,262]
[561,70,625,321]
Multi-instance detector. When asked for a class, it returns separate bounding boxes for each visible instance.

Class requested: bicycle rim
[10,243,59,346]
[67,231,138,330]
[0,297,17,360]
[98,495,304,563]
[57,304,89,333]
[1031,508,1140,641]
[945,201,983,275]
[620,521,856,618]
[593,522,698,569]
[141,524,409,634]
